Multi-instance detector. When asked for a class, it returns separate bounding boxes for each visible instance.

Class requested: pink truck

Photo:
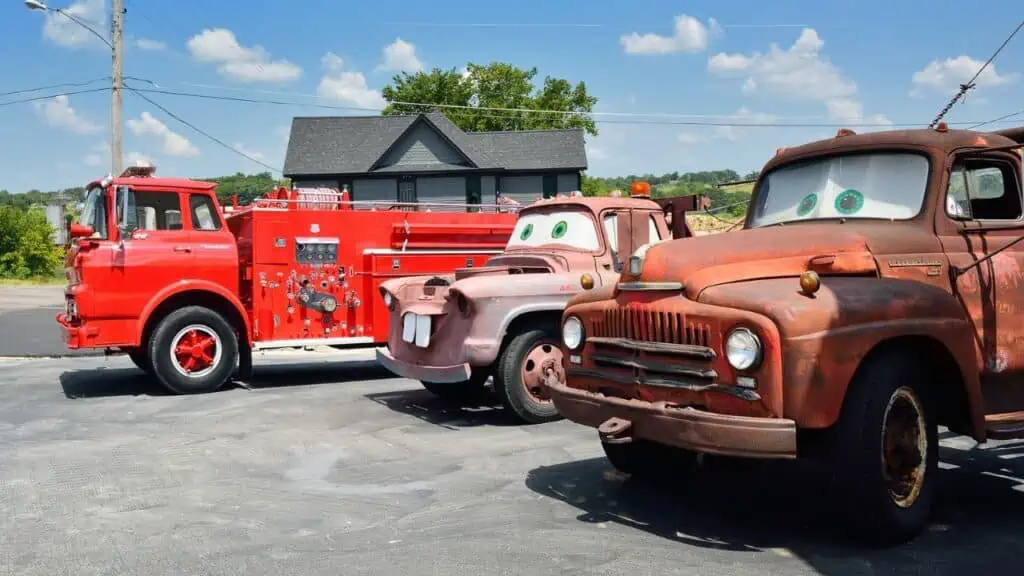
[376,185,709,423]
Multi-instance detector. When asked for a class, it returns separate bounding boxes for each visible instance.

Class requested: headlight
[725,327,762,371]
[383,292,394,309]
[562,315,584,350]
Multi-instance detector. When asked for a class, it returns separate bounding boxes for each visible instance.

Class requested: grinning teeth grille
[591,307,712,346]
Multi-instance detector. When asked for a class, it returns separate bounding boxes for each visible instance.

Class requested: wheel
[420,370,491,403]
[602,439,700,478]
[148,306,239,395]
[829,351,938,546]
[493,328,564,424]
[127,349,152,375]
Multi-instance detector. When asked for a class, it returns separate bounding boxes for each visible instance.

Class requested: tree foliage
[0,206,63,279]
[381,62,599,136]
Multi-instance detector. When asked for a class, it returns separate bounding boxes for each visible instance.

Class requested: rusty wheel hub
[881,387,928,508]
[521,341,563,402]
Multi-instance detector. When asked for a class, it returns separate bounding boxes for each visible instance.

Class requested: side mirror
[116,185,138,241]
[69,223,95,239]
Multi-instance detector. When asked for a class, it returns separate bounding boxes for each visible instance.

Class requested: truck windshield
[506,209,600,251]
[80,186,108,239]
[749,152,930,228]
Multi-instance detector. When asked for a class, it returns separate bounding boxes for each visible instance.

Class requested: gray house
[283,111,587,206]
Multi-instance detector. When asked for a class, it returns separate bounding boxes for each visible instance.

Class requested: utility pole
[110,0,124,176]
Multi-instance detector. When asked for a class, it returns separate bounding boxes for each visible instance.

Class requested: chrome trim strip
[617,281,683,291]
[589,337,716,360]
[567,367,761,401]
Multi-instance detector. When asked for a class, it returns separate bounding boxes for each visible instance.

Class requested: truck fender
[136,280,252,348]
[699,276,987,440]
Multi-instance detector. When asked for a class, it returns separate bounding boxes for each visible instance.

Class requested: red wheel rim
[170,324,222,378]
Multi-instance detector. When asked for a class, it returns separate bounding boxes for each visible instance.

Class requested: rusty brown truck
[376,184,708,423]
[546,124,1024,545]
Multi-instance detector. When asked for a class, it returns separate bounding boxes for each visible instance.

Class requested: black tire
[127,349,152,375]
[148,306,239,395]
[494,328,563,424]
[829,351,939,546]
[421,370,491,403]
[602,439,700,478]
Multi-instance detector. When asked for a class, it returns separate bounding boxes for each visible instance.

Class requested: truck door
[112,186,195,318]
[938,153,1024,414]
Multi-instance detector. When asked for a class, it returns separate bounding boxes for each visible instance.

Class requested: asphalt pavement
[0,285,98,358]
[1,351,1023,575]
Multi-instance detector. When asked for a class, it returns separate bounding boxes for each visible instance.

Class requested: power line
[929,19,1024,128]
[0,87,110,107]
[126,87,1018,129]
[383,21,603,28]
[968,109,1024,130]
[0,78,109,98]
[123,83,283,174]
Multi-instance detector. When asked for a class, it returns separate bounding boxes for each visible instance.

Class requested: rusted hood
[637,224,885,298]
[453,252,569,280]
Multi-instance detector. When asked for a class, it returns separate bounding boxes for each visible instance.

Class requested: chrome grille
[591,307,712,347]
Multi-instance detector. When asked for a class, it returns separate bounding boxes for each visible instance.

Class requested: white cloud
[233,143,266,162]
[33,94,101,134]
[135,38,167,51]
[186,28,301,83]
[125,151,153,166]
[713,107,779,141]
[316,52,386,109]
[677,132,701,144]
[377,38,423,73]
[41,0,107,49]
[585,141,608,161]
[910,55,1017,97]
[84,142,107,167]
[708,28,887,126]
[621,15,721,55]
[126,112,199,157]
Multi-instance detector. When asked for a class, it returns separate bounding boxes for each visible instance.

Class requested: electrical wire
[929,19,1024,127]
[0,87,110,107]
[126,87,1017,129]
[0,78,109,98]
[968,109,1024,130]
[123,83,283,174]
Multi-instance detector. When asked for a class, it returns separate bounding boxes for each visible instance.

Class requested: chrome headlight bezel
[724,327,762,371]
[562,315,585,351]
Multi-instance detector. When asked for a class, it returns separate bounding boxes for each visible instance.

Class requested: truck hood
[454,252,573,280]
[635,223,910,299]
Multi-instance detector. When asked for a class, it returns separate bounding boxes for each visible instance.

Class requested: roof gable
[370,115,476,172]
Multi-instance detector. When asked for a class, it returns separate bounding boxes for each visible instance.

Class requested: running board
[985,411,1024,440]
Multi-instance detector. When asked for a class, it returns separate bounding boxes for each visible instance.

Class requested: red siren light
[935,122,949,133]
[835,128,857,138]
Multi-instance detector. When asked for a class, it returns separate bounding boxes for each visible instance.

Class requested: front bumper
[547,378,797,459]
[55,312,83,349]
[375,347,472,383]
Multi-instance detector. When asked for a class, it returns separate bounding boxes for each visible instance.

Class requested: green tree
[381,62,599,136]
[0,206,63,279]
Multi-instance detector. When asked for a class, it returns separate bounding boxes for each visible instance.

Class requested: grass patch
[0,275,65,286]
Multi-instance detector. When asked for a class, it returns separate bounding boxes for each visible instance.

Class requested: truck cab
[546,124,1024,545]
[59,164,242,390]
[376,185,708,423]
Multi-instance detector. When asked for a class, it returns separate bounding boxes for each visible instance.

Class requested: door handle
[173,246,192,253]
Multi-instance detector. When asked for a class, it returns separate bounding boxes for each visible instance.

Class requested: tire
[602,439,699,478]
[148,306,239,395]
[829,351,939,546]
[127,349,152,375]
[421,370,491,403]
[493,328,564,424]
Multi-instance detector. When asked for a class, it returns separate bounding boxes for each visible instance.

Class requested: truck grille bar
[592,308,713,347]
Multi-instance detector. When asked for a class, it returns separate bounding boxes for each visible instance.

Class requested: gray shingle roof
[283,112,586,177]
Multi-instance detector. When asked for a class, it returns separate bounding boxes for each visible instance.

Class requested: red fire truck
[55,164,518,394]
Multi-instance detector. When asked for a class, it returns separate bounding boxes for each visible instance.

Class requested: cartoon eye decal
[796,193,817,217]
[551,220,568,239]
[520,223,534,240]
[834,189,864,215]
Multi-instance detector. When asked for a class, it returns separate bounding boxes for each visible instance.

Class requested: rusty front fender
[700,276,985,440]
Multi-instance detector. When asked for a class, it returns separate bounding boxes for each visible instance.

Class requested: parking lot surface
[1,352,1023,575]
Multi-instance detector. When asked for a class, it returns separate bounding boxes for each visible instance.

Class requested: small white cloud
[135,38,167,51]
[677,132,701,144]
[126,112,199,157]
[33,94,101,134]
[186,28,301,83]
[233,143,267,162]
[586,143,608,161]
[84,141,107,167]
[316,52,386,109]
[377,38,424,73]
[125,151,153,166]
[910,55,1017,97]
[713,107,779,141]
[621,15,719,55]
[41,0,107,49]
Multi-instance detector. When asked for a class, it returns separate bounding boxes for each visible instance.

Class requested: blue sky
[1,0,1021,193]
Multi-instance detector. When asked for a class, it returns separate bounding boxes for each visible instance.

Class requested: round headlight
[562,315,584,350]
[383,292,394,308]
[725,327,762,371]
